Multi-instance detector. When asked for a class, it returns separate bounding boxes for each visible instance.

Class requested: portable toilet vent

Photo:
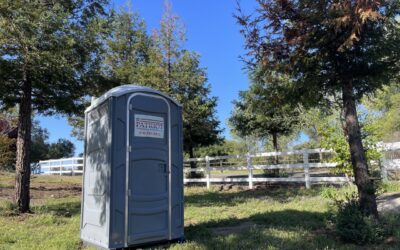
[80,85,184,249]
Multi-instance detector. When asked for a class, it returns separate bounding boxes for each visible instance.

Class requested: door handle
[164,163,170,174]
[159,163,170,174]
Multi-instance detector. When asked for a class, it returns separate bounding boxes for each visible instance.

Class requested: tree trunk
[272,133,280,176]
[15,72,32,213]
[342,80,378,217]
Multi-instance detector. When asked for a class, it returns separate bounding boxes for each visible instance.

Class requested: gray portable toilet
[80,85,184,249]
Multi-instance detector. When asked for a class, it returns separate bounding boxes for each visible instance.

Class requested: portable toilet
[80,85,184,249]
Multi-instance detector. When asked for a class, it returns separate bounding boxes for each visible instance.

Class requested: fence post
[206,156,211,189]
[71,160,75,176]
[303,150,311,189]
[381,158,388,181]
[247,152,253,189]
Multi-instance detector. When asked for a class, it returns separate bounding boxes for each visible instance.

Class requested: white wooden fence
[183,149,348,189]
[37,157,83,175]
[380,142,400,181]
[36,143,400,189]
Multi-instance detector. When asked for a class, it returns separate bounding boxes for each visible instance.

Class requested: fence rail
[37,143,400,189]
[37,157,83,175]
[183,149,347,189]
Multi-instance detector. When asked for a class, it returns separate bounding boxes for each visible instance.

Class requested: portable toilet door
[125,93,172,245]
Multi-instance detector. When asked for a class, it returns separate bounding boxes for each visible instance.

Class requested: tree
[47,139,75,159]
[229,76,300,165]
[153,0,185,93]
[236,0,400,216]
[103,9,155,89]
[68,3,222,161]
[67,8,159,136]
[364,83,400,142]
[174,51,222,160]
[30,121,50,165]
[298,108,381,176]
[0,109,18,171]
[31,121,75,162]
[0,0,108,212]
[193,140,241,158]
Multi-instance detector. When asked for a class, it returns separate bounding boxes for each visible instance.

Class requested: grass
[0,197,82,250]
[0,173,399,249]
[0,172,82,188]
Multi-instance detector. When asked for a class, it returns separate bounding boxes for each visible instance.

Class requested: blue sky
[37,0,259,155]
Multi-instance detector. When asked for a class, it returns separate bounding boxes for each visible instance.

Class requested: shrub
[334,194,386,245]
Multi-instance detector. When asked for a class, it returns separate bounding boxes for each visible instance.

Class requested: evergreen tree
[153,0,185,93]
[0,0,108,212]
[229,76,300,159]
[174,51,222,159]
[31,121,75,163]
[0,108,18,171]
[68,3,222,160]
[236,0,400,216]
[103,9,154,88]
[30,120,50,165]
[46,139,75,159]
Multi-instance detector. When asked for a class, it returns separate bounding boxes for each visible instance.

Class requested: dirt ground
[0,173,82,205]
[377,192,400,213]
[1,172,399,213]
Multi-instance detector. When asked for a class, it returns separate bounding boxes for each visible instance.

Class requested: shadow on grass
[32,200,81,217]
[185,186,322,207]
[183,209,335,249]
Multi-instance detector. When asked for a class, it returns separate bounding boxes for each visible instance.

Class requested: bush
[334,194,386,245]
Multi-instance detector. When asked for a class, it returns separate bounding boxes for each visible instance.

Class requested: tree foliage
[364,83,400,142]
[68,3,222,157]
[0,108,17,171]
[0,0,108,113]
[0,0,109,212]
[236,0,400,106]
[0,135,15,171]
[229,75,300,152]
[31,121,75,163]
[174,51,222,156]
[236,0,400,216]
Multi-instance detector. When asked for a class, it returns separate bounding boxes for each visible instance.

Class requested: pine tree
[229,75,300,170]
[103,9,154,88]
[154,2,222,157]
[0,0,108,212]
[68,3,222,160]
[236,0,400,216]
[174,51,222,159]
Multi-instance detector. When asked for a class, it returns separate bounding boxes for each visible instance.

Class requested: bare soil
[0,183,81,205]
[377,192,400,213]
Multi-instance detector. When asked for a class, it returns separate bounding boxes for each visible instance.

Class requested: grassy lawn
[0,173,399,249]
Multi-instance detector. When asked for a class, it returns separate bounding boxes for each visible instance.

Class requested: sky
[37,0,260,155]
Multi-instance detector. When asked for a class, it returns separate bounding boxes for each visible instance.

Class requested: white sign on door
[134,114,164,139]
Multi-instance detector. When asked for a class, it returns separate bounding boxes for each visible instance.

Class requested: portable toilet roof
[86,85,182,112]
